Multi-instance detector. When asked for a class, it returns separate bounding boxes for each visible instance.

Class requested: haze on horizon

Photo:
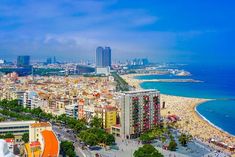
[0,0,235,65]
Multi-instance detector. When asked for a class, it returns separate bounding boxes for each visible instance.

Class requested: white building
[0,121,35,143]
[23,91,39,109]
[119,90,160,139]
[96,67,110,76]
[0,59,5,64]
[0,139,15,157]
[65,103,78,119]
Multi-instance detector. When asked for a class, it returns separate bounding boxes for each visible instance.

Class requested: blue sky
[0,0,235,64]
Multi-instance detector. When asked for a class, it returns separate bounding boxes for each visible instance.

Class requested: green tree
[134,144,163,157]
[0,117,5,122]
[179,133,191,147]
[90,116,102,128]
[60,141,76,157]
[22,133,29,143]
[168,139,177,151]
[139,133,153,143]
[86,133,98,146]
[104,134,115,145]
[4,133,14,138]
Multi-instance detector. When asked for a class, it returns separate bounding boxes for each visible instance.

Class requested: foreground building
[0,121,36,143]
[119,90,160,139]
[0,139,15,157]
[26,122,59,157]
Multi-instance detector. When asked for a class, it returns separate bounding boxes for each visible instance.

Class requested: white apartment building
[65,103,78,119]
[23,91,39,109]
[119,90,161,139]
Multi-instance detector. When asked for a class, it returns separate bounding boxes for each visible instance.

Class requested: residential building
[65,103,78,119]
[119,90,160,139]
[102,106,117,130]
[29,122,52,142]
[23,91,39,109]
[95,105,117,131]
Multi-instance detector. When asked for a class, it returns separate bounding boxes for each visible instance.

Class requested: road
[52,125,93,157]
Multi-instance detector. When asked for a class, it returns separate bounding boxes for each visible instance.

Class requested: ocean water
[196,100,235,135]
[138,64,235,135]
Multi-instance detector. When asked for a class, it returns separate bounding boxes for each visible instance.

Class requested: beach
[121,74,235,152]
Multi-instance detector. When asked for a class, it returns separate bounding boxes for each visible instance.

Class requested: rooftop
[25,143,41,157]
[0,120,36,126]
[41,130,59,157]
[30,122,51,128]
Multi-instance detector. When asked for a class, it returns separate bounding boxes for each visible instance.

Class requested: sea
[136,64,235,136]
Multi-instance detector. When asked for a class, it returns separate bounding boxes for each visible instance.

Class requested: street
[52,125,93,157]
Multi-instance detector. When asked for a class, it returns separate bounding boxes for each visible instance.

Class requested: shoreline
[121,73,235,153]
[194,104,235,138]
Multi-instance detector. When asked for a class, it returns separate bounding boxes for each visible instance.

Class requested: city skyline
[0,1,235,65]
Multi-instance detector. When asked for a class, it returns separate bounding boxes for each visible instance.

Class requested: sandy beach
[121,74,235,151]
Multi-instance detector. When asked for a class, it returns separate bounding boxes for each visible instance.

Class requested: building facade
[23,91,39,109]
[65,103,78,119]
[0,121,36,142]
[17,56,30,67]
[29,122,52,142]
[96,47,104,67]
[96,46,111,68]
[120,90,160,139]
[103,47,111,67]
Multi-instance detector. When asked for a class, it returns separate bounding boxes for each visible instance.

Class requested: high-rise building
[52,56,57,64]
[103,47,111,67]
[46,57,52,65]
[17,56,30,67]
[119,90,160,139]
[96,47,104,67]
[96,46,111,67]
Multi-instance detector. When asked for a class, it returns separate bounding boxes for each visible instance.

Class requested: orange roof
[30,141,41,147]
[5,138,14,143]
[41,130,59,157]
[30,122,51,128]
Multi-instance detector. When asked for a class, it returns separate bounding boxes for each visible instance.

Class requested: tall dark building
[96,47,104,67]
[95,46,111,67]
[17,56,30,67]
[103,47,111,67]
[46,57,52,64]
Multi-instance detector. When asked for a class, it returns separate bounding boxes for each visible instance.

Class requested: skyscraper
[17,56,30,67]
[96,46,111,67]
[96,47,104,67]
[103,47,111,67]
